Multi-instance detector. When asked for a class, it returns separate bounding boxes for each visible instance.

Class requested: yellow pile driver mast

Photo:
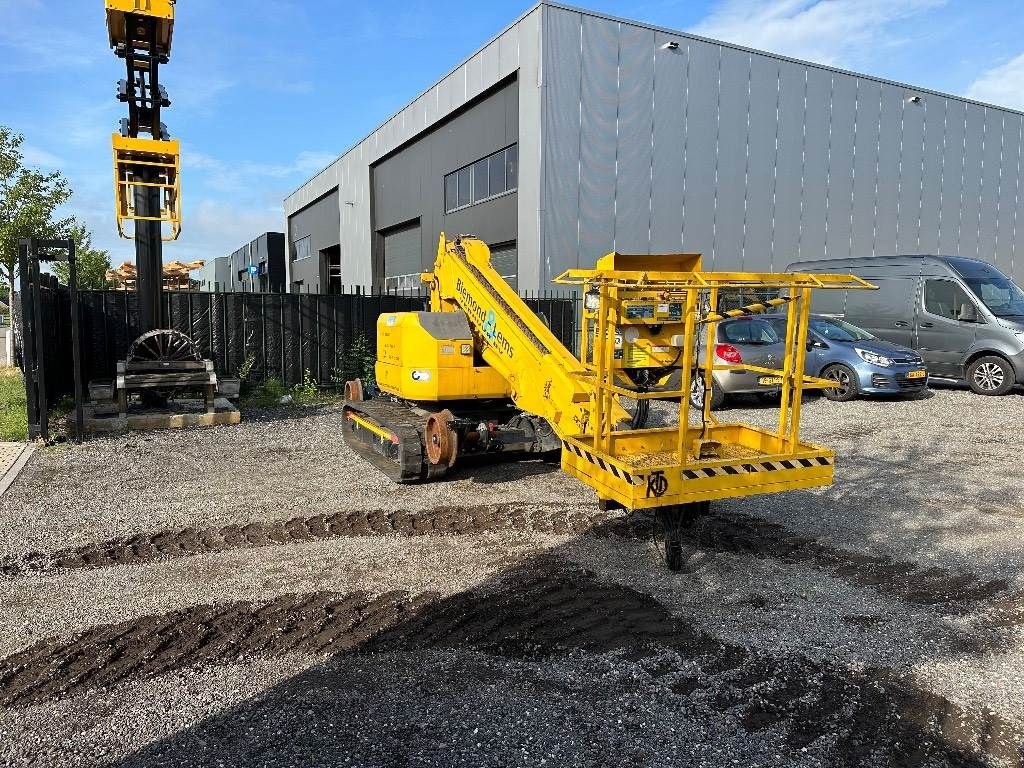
[343,235,872,569]
[106,0,181,333]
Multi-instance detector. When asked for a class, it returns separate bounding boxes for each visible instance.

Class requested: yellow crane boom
[421,235,623,436]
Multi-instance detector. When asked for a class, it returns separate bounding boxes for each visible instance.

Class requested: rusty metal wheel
[425,409,457,467]
[344,378,365,402]
[125,329,201,404]
[126,329,200,365]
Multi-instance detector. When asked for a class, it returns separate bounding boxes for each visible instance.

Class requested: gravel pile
[1,387,1022,767]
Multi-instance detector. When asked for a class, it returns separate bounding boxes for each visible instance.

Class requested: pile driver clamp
[343,235,873,569]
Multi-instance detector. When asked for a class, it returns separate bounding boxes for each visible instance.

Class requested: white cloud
[19,144,65,169]
[173,200,285,264]
[966,52,1024,110]
[181,148,337,193]
[168,75,238,115]
[690,0,945,66]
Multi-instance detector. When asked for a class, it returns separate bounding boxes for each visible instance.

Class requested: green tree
[52,223,112,289]
[0,126,73,361]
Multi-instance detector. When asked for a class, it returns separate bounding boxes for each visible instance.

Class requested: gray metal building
[284,1,1024,294]
[195,256,231,292]
[195,233,286,292]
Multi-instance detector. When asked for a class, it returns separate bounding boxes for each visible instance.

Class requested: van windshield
[961,275,1024,317]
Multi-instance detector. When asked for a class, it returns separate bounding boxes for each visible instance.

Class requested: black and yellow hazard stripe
[680,456,833,480]
[561,440,645,486]
[699,296,796,324]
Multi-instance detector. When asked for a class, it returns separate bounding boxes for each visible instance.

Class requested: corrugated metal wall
[372,79,520,277]
[540,4,1024,282]
[284,7,542,290]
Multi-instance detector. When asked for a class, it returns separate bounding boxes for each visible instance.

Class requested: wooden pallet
[72,398,240,434]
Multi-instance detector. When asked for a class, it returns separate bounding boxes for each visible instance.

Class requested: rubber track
[0,504,629,577]
[0,572,1018,766]
[342,398,427,483]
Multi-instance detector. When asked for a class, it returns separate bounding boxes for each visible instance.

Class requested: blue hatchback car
[764,315,929,400]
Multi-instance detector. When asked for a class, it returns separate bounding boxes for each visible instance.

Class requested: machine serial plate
[623,302,683,322]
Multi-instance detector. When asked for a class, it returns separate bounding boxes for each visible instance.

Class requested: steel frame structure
[554,265,875,511]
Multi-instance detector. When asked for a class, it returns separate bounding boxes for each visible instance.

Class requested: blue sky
[2,0,1024,267]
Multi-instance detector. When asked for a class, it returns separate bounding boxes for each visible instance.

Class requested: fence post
[17,242,39,439]
[261,292,268,383]
[297,293,304,380]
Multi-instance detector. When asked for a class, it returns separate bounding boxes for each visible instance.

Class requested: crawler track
[0,571,1018,767]
[341,398,429,483]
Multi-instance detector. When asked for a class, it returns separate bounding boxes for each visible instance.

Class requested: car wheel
[822,363,859,402]
[966,355,1015,396]
[690,374,725,410]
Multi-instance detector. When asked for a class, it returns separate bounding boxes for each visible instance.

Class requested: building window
[457,166,471,208]
[444,144,518,214]
[473,158,489,203]
[505,143,517,189]
[445,174,458,212]
[292,235,312,261]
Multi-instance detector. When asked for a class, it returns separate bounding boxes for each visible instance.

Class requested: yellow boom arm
[422,234,623,435]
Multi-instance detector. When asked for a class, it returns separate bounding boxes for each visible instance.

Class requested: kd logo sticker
[646,470,668,498]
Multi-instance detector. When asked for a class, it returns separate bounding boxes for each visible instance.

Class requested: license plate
[906,369,927,380]
[758,376,784,385]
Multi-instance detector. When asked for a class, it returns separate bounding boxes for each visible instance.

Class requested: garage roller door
[490,242,517,290]
[383,222,422,291]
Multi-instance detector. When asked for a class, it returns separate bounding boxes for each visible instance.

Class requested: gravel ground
[1,387,1023,767]
[0,406,595,558]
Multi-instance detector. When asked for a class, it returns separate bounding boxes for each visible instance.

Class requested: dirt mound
[0,504,628,576]
[679,513,1009,607]
[1,508,1005,615]
[1,570,1019,766]
[0,589,423,708]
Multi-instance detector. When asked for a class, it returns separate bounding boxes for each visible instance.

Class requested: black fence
[11,275,79,407]
[25,287,580,400]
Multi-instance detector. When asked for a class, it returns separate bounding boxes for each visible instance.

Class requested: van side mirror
[957,303,979,323]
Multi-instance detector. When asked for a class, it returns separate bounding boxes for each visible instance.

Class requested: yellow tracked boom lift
[343,234,873,569]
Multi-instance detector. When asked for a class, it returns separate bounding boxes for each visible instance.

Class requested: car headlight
[855,348,893,367]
